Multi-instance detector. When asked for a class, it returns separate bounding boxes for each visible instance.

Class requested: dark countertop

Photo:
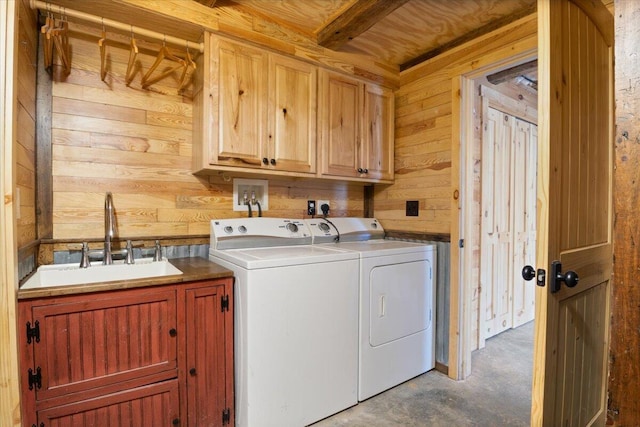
[17,257,234,300]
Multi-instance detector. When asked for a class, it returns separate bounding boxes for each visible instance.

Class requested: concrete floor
[312,321,534,427]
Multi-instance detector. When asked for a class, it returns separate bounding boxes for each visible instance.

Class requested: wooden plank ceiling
[207,0,537,70]
[49,0,537,73]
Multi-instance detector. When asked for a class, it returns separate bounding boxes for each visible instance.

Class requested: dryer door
[369,260,432,346]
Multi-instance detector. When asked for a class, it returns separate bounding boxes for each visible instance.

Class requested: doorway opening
[459,53,538,375]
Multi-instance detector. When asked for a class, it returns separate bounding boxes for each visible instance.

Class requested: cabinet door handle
[262,157,268,165]
[172,418,180,426]
[357,168,364,173]
[169,328,177,337]
[363,168,368,174]
[189,368,197,376]
[270,158,276,166]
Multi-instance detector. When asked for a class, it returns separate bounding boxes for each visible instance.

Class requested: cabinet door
[362,84,394,181]
[318,71,361,178]
[268,53,317,173]
[213,37,268,168]
[185,281,234,427]
[37,380,180,427]
[30,288,178,402]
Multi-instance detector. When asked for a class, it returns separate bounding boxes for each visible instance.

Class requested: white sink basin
[21,259,183,289]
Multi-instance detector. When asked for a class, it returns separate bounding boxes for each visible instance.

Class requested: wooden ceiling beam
[486,59,538,85]
[317,0,410,50]
[400,2,536,71]
[195,0,218,7]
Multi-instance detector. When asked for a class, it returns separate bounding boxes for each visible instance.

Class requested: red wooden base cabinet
[19,278,234,427]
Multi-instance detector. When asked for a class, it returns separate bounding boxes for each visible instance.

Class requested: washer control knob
[224,226,233,234]
[238,225,247,234]
[319,223,330,232]
[286,223,299,233]
[371,222,378,229]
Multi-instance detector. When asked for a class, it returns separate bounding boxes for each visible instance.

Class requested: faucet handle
[79,242,90,268]
[125,240,135,264]
[153,240,163,261]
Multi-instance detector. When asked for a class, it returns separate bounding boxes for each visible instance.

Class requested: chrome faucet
[104,192,115,265]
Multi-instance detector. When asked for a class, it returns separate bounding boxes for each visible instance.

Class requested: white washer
[306,218,436,401]
[209,218,359,427]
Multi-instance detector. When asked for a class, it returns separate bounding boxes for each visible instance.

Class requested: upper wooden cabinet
[193,32,393,183]
[194,34,316,175]
[268,54,317,174]
[318,71,394,182]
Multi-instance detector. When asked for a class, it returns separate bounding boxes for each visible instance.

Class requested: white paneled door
[481,106,537,341]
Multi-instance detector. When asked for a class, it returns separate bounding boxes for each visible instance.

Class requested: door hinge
[26,320,40,344]
[459,239,464,248]
[28,367,42,390]
[221,295,229,312]
[222,408,231,425]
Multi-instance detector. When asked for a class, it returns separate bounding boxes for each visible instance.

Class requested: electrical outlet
[406,200,419,216]
[318,200,330,216]
[307,200,316,216]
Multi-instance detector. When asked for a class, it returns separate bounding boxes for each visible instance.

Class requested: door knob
[522,265,535,281]
[522,265,546,287]
[551,261,579,293]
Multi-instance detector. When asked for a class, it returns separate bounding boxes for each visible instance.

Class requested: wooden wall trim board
[36,28,53,239]
[399,13,537,85]
[609,0,640,424]
[1,1,22,425]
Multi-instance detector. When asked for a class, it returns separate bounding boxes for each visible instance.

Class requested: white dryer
[306,218,436,401]
[209,218,359,427]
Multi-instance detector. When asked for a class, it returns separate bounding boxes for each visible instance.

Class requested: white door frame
[455,49,537,379]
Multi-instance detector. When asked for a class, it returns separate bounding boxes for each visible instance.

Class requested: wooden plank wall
[373,15,537,234]
[16,0,37,250]
[609,0,640,424]
[48,22,363,242]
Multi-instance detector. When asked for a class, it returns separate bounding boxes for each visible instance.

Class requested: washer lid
[209,244,358,269]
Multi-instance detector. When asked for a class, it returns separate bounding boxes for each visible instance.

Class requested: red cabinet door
[29,287,178,402]
[37,379,180,427]
[184,279,234,426]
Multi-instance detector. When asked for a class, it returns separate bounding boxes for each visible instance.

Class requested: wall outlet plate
[307,200,316,216]
[318,200,330,215]
[406,200,419,216]
[233,178,269,212]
